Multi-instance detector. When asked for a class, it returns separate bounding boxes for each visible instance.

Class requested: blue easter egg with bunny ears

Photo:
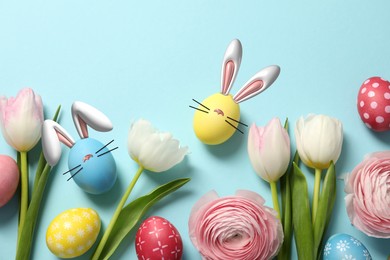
[42,101,118,194]
[323,233,372,260]
[68,138,117,194]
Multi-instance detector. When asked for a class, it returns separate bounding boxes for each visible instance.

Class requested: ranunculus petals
[344,151,390,238]
[189,190,283,260]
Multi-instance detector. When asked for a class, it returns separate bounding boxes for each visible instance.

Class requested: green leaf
[291,162,314,260]
[278,152,299,260]
[283,117,289,131]
[313,162,336,259]
[98,178,190,260]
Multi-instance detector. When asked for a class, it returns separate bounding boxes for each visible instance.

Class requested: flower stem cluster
[0,88,61,260]
[247,114,343,260]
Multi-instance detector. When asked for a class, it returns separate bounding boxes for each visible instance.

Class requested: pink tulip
[188,190,283,260]
[0,155,19,207]
[344,151,390,238]
[248,118,290,182]
[0,88,43,152]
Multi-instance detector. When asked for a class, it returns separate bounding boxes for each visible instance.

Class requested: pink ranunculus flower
[0,88,44,152]
[344,151,390,238]
[188,190,283,260]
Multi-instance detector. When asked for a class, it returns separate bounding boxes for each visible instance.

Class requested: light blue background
[1,1,389,259]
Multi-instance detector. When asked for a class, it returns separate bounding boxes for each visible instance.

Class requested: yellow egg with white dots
[46,208,101,258]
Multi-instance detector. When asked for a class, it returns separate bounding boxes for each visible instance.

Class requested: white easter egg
[323,233,372,260]
[46,208,101,258]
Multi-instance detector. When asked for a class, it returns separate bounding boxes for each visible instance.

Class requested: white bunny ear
[71,101,113,139]
[233,65,280,103]
[42,120,75,166]
[220,39,242,95]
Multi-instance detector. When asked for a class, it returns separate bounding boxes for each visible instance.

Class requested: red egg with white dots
[357,76,390,131]
[135,216,183,260]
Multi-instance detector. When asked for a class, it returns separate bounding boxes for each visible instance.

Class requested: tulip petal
[248,118,290,182]
[295,114,343,169]
[127,119,188,172]
[0,88,43,152]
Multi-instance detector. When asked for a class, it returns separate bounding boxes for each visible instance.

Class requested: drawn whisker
[95,139,115,154]
[97,147,119,157]
[225,120,244,134]
[67,167,83,181]
[189,106,209,114]
[227,116,248,127]
[192,99,210,110]
[62,164,81,175]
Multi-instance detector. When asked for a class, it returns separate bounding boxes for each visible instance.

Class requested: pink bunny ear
[220,39,242,95]
[233,65,280,103]
[72,101,113,139]
[42,120,75,166]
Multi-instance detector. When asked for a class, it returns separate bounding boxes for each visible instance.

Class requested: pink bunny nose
[83,154,93,162]
[214,109,225,116]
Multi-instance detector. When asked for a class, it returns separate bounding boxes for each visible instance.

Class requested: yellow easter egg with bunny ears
[191,39,280,145]
[193,93,240,145]
[46,208,100,258]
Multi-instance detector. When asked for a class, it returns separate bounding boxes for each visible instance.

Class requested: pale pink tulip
[0,155,19,207]
[0,88,43,152]
[344,151,390,238]
[248,118,290,182]
[189,190,283,260]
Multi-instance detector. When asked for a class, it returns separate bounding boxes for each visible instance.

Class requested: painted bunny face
[190,39,281,145]
[42,102,117,194]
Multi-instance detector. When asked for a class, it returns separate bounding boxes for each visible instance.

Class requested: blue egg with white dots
[323,233,372,260]
[68,138,117,194]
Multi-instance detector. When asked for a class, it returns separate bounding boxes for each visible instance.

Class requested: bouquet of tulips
[247,114,343,260]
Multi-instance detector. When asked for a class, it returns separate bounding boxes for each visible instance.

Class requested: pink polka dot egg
[357,76,390,131]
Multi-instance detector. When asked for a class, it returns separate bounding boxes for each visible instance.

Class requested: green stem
[92,165,144,260]
[18,151,28,239]
[312,168,322,224]
[16,164,51,260]
[270,181,281,219]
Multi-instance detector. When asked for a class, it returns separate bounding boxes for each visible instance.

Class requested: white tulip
[127,119,188,172]
[295,114,343,170]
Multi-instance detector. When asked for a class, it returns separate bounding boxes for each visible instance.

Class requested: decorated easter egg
[323,233,372,260]
[0,155,19,207]
[46,208,101,258]
[135,216,183,260]
[68,138,117,194]
[193,93,240,145]
[357,76,390,131]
